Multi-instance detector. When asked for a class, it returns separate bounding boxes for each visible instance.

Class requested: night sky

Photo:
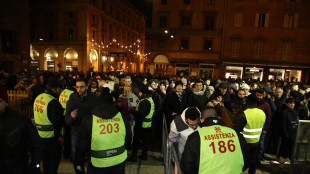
[128,0,153,27]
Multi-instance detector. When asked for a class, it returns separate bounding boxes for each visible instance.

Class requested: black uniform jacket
[181,119,248,174]
[75,103,132,165]
[0,108,44,172]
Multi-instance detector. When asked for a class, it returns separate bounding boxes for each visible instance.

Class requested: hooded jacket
[169,108,201,160]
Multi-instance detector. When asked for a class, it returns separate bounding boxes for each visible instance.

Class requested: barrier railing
[163,114,182,174]
[7,90,34,118]
[291,120,310,174]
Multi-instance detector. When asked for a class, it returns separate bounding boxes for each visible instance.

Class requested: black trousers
[278,137,294,158]
[247,143,259,174]
[42,139,62,174]
[132,127,151,157]
[87,162,125,174]
[63,124,71,159]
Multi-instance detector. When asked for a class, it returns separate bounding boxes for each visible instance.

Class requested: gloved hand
[28,163,40,174]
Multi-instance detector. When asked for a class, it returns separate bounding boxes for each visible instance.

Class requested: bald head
[201,108,219,122]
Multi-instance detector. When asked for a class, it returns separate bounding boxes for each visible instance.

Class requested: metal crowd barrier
[7,90,34,118]
[291,120,310,174]
[162,114,182,174]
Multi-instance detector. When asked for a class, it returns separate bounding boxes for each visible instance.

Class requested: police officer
[128,85,155,161]
[75,92,132,174]
[0,97,44,174]
[59,79,76,158]
[34,77,64,174]
[181,112,244,174]
[233,94,266,174]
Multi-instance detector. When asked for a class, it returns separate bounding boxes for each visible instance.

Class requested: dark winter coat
[0,108,44,173]
[165,91,187,116]
[280,106,298,139]
[187,90,208,111]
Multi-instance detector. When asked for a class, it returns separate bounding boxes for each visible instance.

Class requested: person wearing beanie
[128,85,155,162]
[167,80,176,94]
[75,92,132,173]
[233,94,266,174]
[33,77,65,173]
[207,91,224,107]
[181,107,245,174]
[241,83,251,96]
[165,80,188,132]
[206,85,215,99]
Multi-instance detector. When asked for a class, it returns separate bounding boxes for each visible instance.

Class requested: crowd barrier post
[291,120,310,174]
[162,114,183,174]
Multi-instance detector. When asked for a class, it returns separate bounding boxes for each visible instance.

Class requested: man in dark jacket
[278,98,298,163]
[0,97,44,174]
[264,87,286,156]
[165,81,188,131]
[188,80,208,111]
[231,89,247,119]
[75,92,132,174]
[255,89,272,163]
[65,78,97,162]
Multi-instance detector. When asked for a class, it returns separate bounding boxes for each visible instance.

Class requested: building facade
[30,0,146,73]
[222,0,310,83]
[148,0,226,78]
[148,0,310,83]
[0,0,31,73]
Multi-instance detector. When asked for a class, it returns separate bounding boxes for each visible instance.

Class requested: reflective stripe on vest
[91,112,127,168]
[135,97,155,128]
[59,89,74,116]
[34,93,56,138]
[242,108,266,143]
[198,125,244,174]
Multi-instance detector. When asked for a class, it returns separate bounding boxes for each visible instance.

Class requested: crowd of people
[1,69,310,174]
